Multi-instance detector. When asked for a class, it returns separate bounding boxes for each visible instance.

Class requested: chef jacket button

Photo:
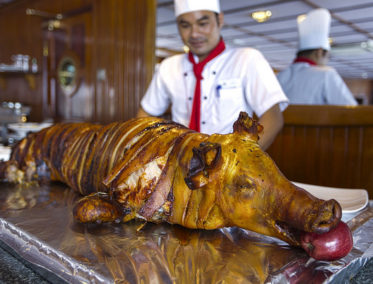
[202,121,206,124]
[212,71,216,75]
[184,72,188,77]
[203,96,207,100]
[188,97,192,100]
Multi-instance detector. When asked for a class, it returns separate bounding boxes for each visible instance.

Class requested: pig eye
[234,175,254,188]
[232,176,256,198]
[239,182,252,189]
[237,181,255,190]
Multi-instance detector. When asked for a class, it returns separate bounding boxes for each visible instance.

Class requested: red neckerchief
[293,57,317,66]
[188,38,226,132]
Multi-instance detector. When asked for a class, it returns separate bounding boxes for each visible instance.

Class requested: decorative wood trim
[283,105,373,126]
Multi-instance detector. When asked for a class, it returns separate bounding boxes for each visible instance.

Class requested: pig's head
[184,112,342,246]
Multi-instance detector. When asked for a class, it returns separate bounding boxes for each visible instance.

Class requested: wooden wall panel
[362,127,373,191]
[0,0,156,123]
[267,105,373,198]
[92,0,156,123]
[0,1,43,121]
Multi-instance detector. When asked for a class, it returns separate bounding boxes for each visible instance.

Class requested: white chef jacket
[141,47,288,135]
[277,62,357,105]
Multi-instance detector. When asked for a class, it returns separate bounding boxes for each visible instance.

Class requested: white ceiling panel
[358,22,373,30]
[311,0,373,9]
[334,9,373,21]
[220,0,278,11]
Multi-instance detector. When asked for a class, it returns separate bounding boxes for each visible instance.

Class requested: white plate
[293,181,369,213]
[8,122,53,138]
[0,145,11,161]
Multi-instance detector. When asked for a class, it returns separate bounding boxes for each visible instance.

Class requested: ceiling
[156,0,373,79]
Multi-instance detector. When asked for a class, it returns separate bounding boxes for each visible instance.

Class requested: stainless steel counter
[0,182,372,283]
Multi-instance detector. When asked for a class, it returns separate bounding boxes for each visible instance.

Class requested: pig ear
[184,142,221,190]
[233,112,263,141]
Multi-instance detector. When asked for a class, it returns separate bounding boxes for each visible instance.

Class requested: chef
[137,0,288,150]
[277,8,357,105]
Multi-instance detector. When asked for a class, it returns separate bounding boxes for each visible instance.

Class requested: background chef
[277,8,357,105]
[137,0,289,150]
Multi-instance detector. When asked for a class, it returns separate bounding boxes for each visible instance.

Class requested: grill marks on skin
[98,121,150,177]
[86,123,126,192]
[7,119,218,227]
[11,133,35,169]
[61,126,96,192]
[105,123,195,217]
[85,122,130,193]
[102,119,167,186]
[2,113,345,248]
[49,125,79,179]
[74,132,98,194]
[139,132,196,219]
[7,118,199,221]
[103,122,185,187]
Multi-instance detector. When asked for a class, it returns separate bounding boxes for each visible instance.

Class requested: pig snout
[309,199,342,234]
[273,196,343,246]
[282,186,343,236]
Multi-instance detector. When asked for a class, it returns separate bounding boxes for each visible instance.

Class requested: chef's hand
[257,104,284,151]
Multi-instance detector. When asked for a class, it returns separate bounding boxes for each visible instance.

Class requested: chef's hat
[174,0,220,17]
[297,8,331,51]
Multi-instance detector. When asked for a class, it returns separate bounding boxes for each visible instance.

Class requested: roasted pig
[0,112,344,249]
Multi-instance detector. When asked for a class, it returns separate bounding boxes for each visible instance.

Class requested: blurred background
[156,0,373,104]
[0,0,372,127]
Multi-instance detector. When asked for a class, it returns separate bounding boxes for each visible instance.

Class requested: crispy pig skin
[0,113,342,246]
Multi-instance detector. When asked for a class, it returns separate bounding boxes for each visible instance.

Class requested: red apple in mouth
[300,221,353,261]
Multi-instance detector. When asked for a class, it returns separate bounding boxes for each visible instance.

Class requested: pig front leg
[73,192,135,223]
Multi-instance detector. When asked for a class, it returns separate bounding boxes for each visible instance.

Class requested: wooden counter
[267,105,373,198]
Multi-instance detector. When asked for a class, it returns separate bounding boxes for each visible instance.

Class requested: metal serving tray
[0,183,372,283]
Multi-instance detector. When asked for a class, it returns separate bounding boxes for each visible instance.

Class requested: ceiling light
[251,10,272,23]
[297,14,306,23]
[331,41,373,56]
[361,40,373,51]
[232,38,250,45]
